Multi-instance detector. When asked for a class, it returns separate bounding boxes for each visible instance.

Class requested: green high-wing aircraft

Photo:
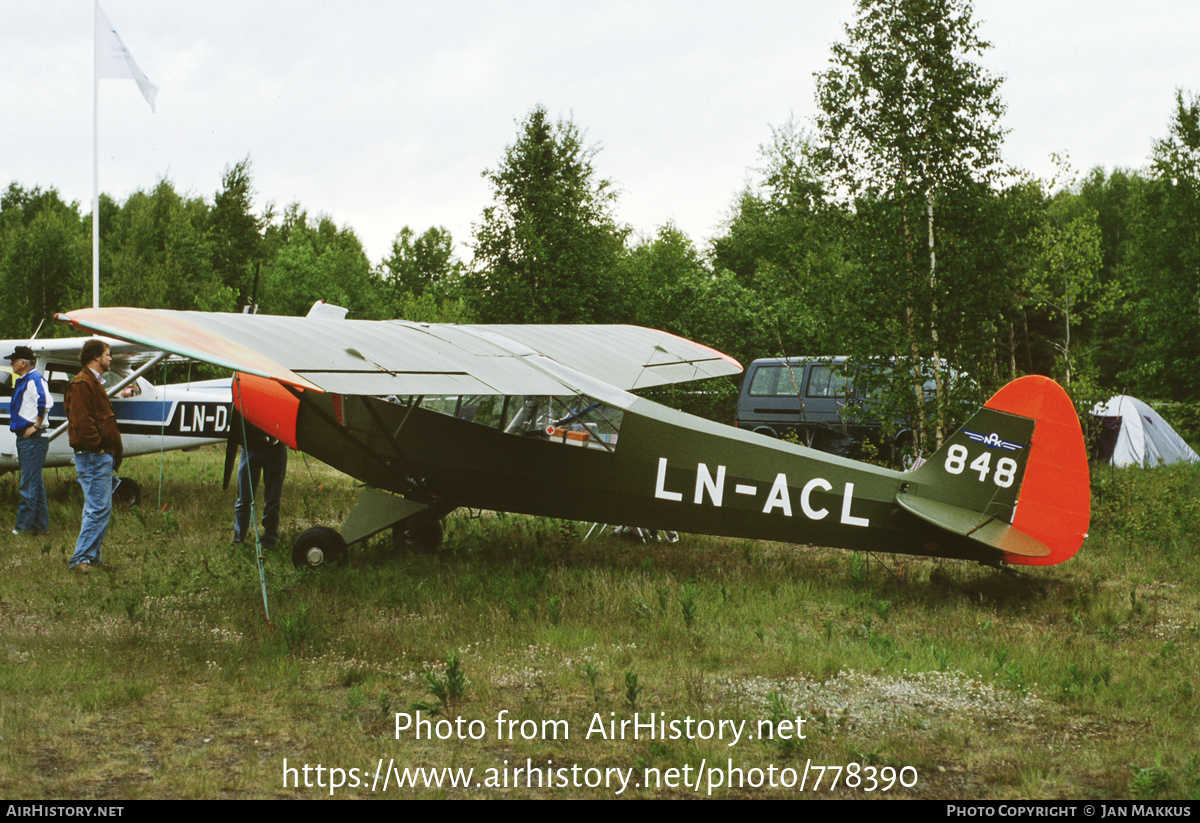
[58,307,1090,570]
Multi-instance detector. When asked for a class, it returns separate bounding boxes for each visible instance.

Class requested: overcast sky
[4,1,1200,266]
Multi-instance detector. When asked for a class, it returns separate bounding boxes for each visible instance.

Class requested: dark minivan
[734,356,918,463]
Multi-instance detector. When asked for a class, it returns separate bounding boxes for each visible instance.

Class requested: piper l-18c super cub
[57,307,1090,570]
[1,336,231,503]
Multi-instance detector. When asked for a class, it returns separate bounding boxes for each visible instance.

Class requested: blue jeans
[15,433,50,534]
[233,443,287,545]
[71,451,113,568]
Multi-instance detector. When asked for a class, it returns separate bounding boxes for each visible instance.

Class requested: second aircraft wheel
[393,512,444,552]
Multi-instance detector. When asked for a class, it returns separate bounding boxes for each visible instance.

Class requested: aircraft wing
[1,334,193,371]
[56,308,742,396]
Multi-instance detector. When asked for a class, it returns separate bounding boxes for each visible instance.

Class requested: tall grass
[0,448,1197,798]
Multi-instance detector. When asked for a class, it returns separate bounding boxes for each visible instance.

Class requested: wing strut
[389,395,424,442]
[359,394,421,476]
[282,386,431,502]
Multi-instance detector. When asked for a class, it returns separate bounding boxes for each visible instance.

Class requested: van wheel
[752,427,778,439]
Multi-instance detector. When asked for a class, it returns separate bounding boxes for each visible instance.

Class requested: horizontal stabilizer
[895,494,1050,558]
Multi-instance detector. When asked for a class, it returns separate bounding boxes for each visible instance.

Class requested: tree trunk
[927,194,945,447]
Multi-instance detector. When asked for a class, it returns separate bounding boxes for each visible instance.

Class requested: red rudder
[984,376,1090,566]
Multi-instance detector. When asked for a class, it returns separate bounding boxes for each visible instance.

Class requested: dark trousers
[233,443,287,545]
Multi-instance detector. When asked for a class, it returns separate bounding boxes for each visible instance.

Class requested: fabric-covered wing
[463,325,740,390]
[57,308,742,396]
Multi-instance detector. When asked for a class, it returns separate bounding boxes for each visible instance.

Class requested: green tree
[394,290,473,324]
[616,224,774,422]
[259,205,383,318]
[815,0,1007,445]
[1074,167,1147,388]
[382,226,463,299]
[615,223,708,334]
[710,121,856,356]
[0,184,90,336]
[1123,91,1200,400]
[816,0,1012,443]
[1026,197,1108,388]
[103,179,234,312]
[209,157,266,307]
[468,105,626,324]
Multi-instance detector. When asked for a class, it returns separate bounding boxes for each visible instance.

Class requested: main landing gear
[288,496,445,568]
[291,526,348,569]
[393,510,444,552]
[113,477,141,507]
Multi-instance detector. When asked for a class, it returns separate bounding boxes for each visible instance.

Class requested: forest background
[4,0,1199,450]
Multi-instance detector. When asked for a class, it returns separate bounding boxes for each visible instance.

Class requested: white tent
[1090,395,1200,467]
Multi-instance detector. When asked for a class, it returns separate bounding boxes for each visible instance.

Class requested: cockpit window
[100,370,141,397]
[44,362,79,397]
[417,394,622,452]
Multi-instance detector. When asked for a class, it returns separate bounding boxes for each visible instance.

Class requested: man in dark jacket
[64,339,123,573]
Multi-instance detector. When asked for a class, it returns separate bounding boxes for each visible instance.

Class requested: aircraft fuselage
[289,391,1023,565]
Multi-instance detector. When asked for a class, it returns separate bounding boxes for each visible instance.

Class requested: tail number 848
[944,445,1018,488]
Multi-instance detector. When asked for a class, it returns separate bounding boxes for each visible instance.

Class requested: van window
[806,365,853,398]
[748,365,803,397]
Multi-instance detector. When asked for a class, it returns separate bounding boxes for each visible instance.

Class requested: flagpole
[92,3,158,310]
[92,0,100,309]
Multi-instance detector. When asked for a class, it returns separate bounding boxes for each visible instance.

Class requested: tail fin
[901,375,1090,566]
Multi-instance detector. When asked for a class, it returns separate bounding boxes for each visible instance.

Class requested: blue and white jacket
[10,369,48,434]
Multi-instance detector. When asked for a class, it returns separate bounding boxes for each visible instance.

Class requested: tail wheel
[394,512,444,552]
[292,526,347,569]
[113,477,141,508]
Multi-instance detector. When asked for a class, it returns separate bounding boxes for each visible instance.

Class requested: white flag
[95,3,158,112]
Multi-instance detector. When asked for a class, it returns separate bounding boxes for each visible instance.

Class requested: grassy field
[1,446,1198,800]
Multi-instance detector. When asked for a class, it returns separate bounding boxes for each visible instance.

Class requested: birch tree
[815,0,1007,446]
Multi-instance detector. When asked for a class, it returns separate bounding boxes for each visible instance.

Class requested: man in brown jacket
[65,339,123,573]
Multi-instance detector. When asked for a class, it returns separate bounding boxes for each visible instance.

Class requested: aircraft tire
[292,526,347,569]
[114,477,141,508]
[394,512,444,552]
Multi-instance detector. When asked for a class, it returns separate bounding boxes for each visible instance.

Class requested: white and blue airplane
[1,336,231,503]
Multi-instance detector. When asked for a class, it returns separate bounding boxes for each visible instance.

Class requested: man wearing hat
[6,345,50,536]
